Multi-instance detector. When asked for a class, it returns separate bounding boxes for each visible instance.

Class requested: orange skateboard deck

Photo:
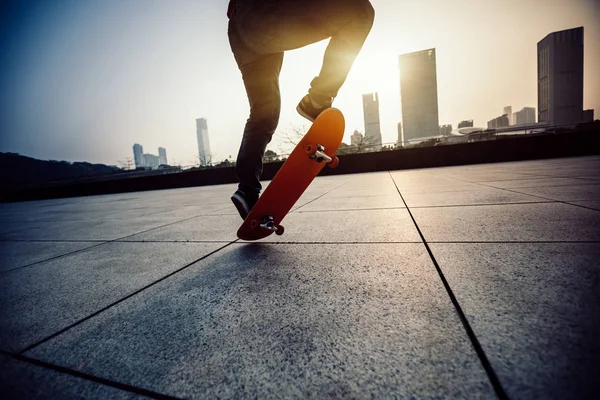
[237,108,345,241]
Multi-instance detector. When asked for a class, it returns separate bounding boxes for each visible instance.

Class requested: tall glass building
[362,92,382,151]
[538,27,584,125]
[196,118,212,166]
[399,48,440,145]
[133,143,144,168]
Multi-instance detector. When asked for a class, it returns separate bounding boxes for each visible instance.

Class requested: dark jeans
[228,0,374,196]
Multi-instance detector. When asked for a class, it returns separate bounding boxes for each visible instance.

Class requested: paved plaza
[1,156,599,399]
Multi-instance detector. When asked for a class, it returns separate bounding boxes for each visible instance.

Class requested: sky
[0,0,599,167]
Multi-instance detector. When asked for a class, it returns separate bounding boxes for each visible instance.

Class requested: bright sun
[348,47,400,96]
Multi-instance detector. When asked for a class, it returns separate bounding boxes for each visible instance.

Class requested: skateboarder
[228,0,374,219]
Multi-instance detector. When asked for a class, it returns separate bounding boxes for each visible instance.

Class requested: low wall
[2,131,599,202]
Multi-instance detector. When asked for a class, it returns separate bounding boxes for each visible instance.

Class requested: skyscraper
[503,106,513,125]
[399,48,440,145]
[143,154,160,169]
[362,93,382,151]
[439,124,452,136]
[514,107,536,125]
[538,27,584,125]
[158,147,167,165]
[397,122,403,144]
[487,114,509,129]
[196,118,212,166]
[133,144,144,168]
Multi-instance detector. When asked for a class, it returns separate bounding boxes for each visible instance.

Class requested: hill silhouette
[0,152,122,190]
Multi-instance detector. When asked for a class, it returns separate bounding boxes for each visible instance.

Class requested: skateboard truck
[306,144,332,163]
[251,215,285,236]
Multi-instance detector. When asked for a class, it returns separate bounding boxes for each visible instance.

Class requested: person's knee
[246,112,280,139]
[361,0,375,28]
[346,0,374,32]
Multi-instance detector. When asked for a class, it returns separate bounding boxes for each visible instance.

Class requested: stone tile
[260,209,420,243]
[0,242,225,352]
[28,244,495,399]
[389,173,459,188]
[510,184,600,202]
[0,199,150,224]
[436,172,534,183]
[118,215,240,242]
[402,188,544,208]
[480,177,596,189]
[412,203,600,242]
[324,185,399,198]
[209,204,246,216]
[0,217,187,241]
[0,354,144,399]
[0,188,238,224]
[144,205,230,218]
[0,221,34,235]
[397,183,484,194]
[0,241,101,273]
[340,171,390,182]
[429,243,600,399]
[294,194,405,212]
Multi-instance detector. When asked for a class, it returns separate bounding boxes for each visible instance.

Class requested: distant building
[143,154,160,169]
[351,130,364,146]
[196,118,212,166]
[439,124,452,137]
[133,144,144,168]
[582,109,594,122]
[514,107,536,125]
[458,120,474,128]
[399,48,440,145]
[397,122,403,144]
[362,93,382,150]
[487,114,509,129]
[504,106,512,125]
[158,147,167,165]
[538,27,584,125]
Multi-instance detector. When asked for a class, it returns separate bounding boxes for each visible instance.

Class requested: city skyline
[0,0,598,166]
[132,143,168,169]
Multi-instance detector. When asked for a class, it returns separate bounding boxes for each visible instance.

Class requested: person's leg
[236,0,374,102]
[309,0,375,102]
[228,19,283,212]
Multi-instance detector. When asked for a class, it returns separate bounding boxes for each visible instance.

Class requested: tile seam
[389,171,508,400]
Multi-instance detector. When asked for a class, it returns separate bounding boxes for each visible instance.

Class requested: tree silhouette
[263,149,279,163]
[196,151,213,168]
[117,157,134,170]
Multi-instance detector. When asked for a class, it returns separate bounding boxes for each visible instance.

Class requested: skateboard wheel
[275,225,285,235]
[327,156,339,168]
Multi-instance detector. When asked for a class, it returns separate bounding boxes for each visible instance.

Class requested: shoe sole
[296,104,316,122]
[231,193,250,220]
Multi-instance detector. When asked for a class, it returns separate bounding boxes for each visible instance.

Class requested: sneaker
[296,94,332,122]
[231,189,258,220]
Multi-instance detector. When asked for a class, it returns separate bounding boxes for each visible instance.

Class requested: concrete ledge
[2,130,598,203]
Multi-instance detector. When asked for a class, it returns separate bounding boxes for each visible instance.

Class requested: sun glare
[347,48,399,97]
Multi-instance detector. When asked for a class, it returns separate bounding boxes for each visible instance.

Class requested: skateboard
[237,108,345,241]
